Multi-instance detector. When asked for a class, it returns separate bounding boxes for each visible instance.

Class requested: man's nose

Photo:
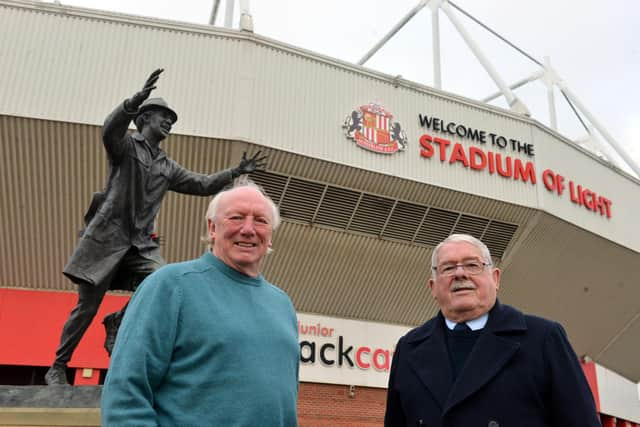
[239,218,256,234]
[453,265,468,278]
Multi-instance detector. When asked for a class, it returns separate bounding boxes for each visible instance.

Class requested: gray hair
[431,234,492,276]
[203,177,280,247]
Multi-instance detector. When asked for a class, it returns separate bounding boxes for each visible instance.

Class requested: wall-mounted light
[348,385,356,398]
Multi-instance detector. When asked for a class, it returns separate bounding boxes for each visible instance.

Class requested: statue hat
[136,97,178,123]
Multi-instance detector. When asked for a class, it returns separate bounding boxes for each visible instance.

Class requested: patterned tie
[454,322,471,331]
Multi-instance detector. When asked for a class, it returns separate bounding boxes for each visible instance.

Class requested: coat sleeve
[167,159,235,196]
[544,322,601,427]
[101,271,182,427]
[102,101,136,163]
[384,338,407,427]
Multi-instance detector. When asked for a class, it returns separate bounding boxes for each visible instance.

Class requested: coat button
[488,421,499,427]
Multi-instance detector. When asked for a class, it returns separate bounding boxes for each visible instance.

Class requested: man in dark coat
[45,69,265,385]
[384,233,601,426]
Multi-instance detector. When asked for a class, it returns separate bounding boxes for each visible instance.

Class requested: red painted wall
[4,288,638,426]
[0,287,129,370]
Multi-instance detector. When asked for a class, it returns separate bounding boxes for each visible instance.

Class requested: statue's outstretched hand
[233,150,268,177]
[128,68,164,110]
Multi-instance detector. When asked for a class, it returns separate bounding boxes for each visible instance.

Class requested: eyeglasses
[432,261,491,277]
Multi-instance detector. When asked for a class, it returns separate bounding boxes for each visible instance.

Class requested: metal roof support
[543,57,558,130]
[239,0,253,32]
[429,0,442,89]
[560,84,640,177]
[578,127,617,163]
[481,70,544,103]
[224,0,234,28]
[210,0,252,31]
[209,0,220,25]
[357,0,430,66]
[355,0,637,176]
[439,1,529,116]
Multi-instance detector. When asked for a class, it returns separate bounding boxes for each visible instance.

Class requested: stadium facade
[0,1,638,424]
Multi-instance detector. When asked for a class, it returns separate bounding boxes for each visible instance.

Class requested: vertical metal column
[440,1,529,115]
[544,57,558,130]
[224,0,234,28]
[239,0,253,31]
[430,1,442,89]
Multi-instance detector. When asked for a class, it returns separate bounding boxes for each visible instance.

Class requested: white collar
[445,312,489,331]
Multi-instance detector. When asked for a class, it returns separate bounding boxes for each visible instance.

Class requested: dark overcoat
[63,101,234,287]
[384,301,601,427]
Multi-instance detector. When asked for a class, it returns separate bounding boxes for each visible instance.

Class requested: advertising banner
[298,312,411,388]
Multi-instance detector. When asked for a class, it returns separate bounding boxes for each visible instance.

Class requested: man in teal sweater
[101,180,299,426]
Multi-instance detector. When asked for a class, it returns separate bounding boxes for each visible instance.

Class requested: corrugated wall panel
[1,1,637,253]
[1,1,638,381]
[2,116,639,381]
[263,223,440,326]
[264,148,538,227]
[0,3,551,208]
[0,117,237,291]
[0,115,531,293]
[0,1,247,138]
[0,116,105,289]
[498,213,640,381]
[159,136,234,263]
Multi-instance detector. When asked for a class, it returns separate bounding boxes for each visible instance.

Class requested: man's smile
[235,242,257,248]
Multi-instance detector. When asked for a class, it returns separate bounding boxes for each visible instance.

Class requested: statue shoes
[102,312,122,356]
[44,364,69,385]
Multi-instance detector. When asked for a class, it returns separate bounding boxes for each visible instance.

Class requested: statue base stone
[0,386,101,426]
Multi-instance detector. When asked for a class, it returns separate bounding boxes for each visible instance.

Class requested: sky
[56,0,640,176]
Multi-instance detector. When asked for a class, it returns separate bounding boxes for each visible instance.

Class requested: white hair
[203,177,280,247]
[431,233,492,276]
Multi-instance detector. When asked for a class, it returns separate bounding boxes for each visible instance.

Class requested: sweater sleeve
[544,321,601,427]
[101,270,182,427]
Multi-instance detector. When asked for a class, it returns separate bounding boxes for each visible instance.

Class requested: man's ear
[492,267,501,291]
[428,278,436,299]
[207,218,216,241]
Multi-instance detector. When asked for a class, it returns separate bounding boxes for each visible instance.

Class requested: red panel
[581,360,600,412]
[0,288,129,369]
[74,367,101,386]
[602,415,617,427]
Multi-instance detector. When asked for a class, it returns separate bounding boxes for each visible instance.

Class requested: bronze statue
[45,69,266,385]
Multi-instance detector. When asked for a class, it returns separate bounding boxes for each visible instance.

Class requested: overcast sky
[57,0,639,175]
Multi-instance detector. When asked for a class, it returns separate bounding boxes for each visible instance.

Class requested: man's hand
[127,68,164,110]
[232,151,268,177]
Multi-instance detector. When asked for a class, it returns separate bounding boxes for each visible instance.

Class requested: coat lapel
[443,301,527,414]
[406,316,453,409]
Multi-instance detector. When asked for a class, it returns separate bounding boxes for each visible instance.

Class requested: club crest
[343,102,407,154]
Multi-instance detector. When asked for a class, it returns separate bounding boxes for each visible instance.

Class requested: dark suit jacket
[385,301,600,426]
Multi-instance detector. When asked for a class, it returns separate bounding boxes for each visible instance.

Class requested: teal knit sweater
[101,252,299,426]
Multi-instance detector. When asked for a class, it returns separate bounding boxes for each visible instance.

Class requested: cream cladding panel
[0,1,540,210]
[531,126,637,251]
[1,1,637,251]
